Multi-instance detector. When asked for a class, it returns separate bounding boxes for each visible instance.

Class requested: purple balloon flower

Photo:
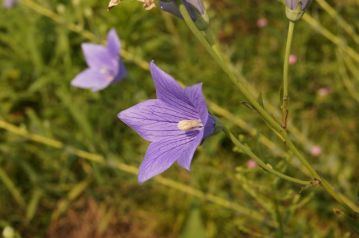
[285,0,312,10]
[71,29,126,92]
[3,0,17,8]
[118,62,215,183]
[160,0,204,19]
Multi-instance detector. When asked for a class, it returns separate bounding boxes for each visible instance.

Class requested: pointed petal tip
[70,72,88,88]
[149,61,162,80]
[107,29,121,53]
[149,60,156,69]
[138,168,153,184]
[108,28,117,36]
[182,164,191,171]
[137,177,146,184]
[117,111,125,121]
[81,43,93,51]
[117,109,130,122]
[177,156,193,171]
[137,174,149,184]
[194,82,203,89]
[71,68,116,92]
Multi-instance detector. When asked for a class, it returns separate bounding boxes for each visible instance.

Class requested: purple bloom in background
[160,0,204,19]
[118,62,215,183]
[3,0,17,8]
[285,0,312,10]
[71,29,126,92]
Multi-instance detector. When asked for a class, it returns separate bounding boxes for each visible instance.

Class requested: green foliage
[180,204,206,238]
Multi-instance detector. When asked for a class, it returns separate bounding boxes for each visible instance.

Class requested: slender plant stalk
[0,119,267,222]
[19,0,347,180]
[0,167,26,207]
[337,50,359,104]
[303,14,359,63]
[17,0,359,213]
[227,131,311,186]
[280,0,359,63]
[281,21,295,129]
[316,0,359,44]
[179,4,359,213]
[180,6,285,135]
[343,52,359,83]
[208,101,286,158]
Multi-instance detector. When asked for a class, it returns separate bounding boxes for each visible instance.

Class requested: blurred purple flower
[160,0,204,19]
[3,0,17,8]
[285,0,312,10]
[118,62,215,183]
[71,29,126,92]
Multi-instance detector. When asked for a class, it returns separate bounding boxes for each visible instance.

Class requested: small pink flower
[256,18,268,28]
[317,87,331,97]
[288,54,297,65]
[310,146,321,157]
[246,160,257,169]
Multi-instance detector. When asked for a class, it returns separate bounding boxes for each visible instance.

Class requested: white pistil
[177,119,203,131]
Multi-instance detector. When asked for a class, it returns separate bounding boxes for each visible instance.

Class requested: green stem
[227,131,311,186]
[285,139,359,213]
[0,167,26,207]
[0,119,266,222]
[316,0,359,45]
[178,5,284,136]
[178,4,359,213]
[303,14,359,64]
[281,22,295,129]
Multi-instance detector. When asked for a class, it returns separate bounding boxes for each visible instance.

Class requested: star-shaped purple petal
[71,29,126,92]
[160,0,204,19]
[118,62,215,183]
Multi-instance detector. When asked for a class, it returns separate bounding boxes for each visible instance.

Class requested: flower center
[100,66,114,81]
[177,119,203,131]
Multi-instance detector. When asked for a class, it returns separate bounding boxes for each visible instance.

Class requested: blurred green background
[0,0,359,237]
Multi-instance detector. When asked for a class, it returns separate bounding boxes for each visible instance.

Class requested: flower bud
[160,0,209,30]
[285,0,313,22]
